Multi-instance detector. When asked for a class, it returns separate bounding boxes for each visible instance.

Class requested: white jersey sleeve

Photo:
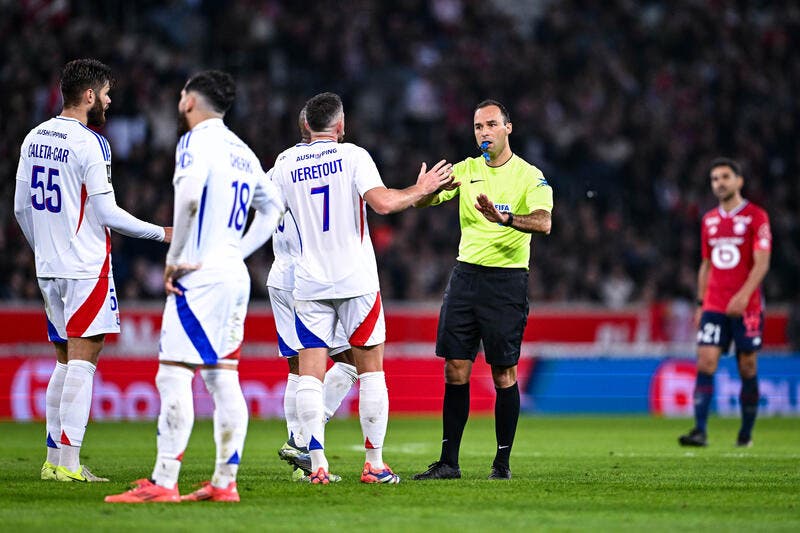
[259,151,300,291]
[352,146,385,196]
[14,174,35,248]
[91,192,165,240]
[238,167,285,259]
[166,129,209,265]
[83,133,113,198]
[267,209,302,291]
[250,168,283,212]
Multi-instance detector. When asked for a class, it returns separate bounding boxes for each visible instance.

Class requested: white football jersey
[271,141,385,300]
[16,116,115,279]
[267,206,301,291]
[172,118,278,276]
[263,164,298,291]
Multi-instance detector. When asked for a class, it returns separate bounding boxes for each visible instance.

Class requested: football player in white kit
[241,107,358,480]
[269,92,454,484]
[14,59,171,483]
[105,71,284,503]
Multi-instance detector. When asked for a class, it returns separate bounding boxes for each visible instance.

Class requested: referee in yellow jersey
[413,100,553,480]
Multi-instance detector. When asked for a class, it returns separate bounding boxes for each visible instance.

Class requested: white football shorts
[268,286,349,357]
[38,276,121,340]
[159,272,250,366]
[294,291,385,349]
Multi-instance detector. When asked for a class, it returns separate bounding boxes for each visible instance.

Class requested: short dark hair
[60,59,113,108]
[305,92,343,132]
[709,157,742,176]
[184,70,236,114]
[298,106,310,142]
[476,99,510,124]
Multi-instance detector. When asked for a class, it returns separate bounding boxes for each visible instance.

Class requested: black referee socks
[439,382,470,467]
[493,382,520,469]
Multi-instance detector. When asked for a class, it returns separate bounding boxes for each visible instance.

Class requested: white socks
[296,375,327,471]
[284,373,304,447]
[359,371,389,469]
[201,368,248,488]
[152,364,195,489]
[294,370,387,472]
[152,366,249,490]
[286,362,357,450]
[324,362,358,421]
[59,360,96,471]
[45,362,68,465]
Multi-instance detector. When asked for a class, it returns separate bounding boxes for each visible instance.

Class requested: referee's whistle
[480,141,490,161]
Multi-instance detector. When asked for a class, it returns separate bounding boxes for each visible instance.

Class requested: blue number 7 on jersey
[310,185,330,232]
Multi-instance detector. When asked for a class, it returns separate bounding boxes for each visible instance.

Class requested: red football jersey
[700,200,771,314]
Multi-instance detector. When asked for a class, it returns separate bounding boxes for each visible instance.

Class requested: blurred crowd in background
[2,0,799,310]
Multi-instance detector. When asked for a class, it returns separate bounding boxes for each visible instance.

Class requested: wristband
[502,212,514,227]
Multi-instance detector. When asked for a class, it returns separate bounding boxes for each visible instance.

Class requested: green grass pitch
[1,416,798,532]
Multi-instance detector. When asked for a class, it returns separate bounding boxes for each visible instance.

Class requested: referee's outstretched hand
[417,159,454,194]
[475,193,504,223]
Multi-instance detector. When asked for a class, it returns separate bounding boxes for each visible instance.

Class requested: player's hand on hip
[164,263,201,296]
[474,194,502,223]
[725,292,748,317]
[417,159,454,194]
[162,227,173,243]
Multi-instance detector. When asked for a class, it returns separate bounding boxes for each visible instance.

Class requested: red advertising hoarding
[0,304,789,420]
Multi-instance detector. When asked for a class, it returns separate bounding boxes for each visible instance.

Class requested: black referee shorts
[435,261,529,367]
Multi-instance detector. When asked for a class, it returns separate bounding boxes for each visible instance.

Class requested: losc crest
[649,359,697,417]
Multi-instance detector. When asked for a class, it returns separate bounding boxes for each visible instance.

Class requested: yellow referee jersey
[432,154,553,269]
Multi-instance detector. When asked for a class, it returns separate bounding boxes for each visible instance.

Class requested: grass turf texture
[1,416,798,532]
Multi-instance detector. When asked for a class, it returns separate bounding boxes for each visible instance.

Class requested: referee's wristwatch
[502,212,514,227]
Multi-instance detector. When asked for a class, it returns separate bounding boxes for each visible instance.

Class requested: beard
[714,188,733,201]
[177,110,190,137]
[86,98,106,127]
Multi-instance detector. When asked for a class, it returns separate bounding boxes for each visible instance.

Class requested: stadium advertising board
[525,356,800,416]
[1,357,535,421]
[4,355,798,420]
[0,306,795,420]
